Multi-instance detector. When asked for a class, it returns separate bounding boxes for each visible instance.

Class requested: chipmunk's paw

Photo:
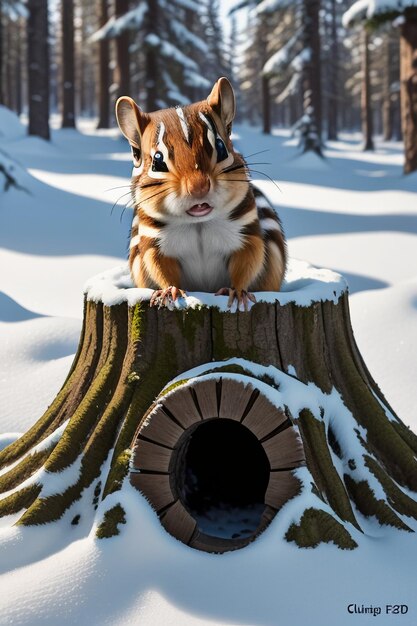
[150,286,186,309]
[215,288,256,311]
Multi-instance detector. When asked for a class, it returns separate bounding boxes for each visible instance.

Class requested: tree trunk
[145,0,158,111]
[77,0,96,118]
[97,0,110,128]
[79,2,86,115]
[382,34,393,141]
[5,13,22,113]
[1,265,416,553]
[229,13,237,85]
[61,0,76,128]
[393,93,402,140]
[262,76,271,134]
[327,0,338,141]
[115,0,130,100]
[400,17,417,174]
[289,93,298,126]
[182,9,197,103]
[27,0,50,140]
[258,13,271,135]
[361,28,374,151]
[0,0,3,105]
[6,13,14,110]
[15,18,23,116]
[302,0,322,152]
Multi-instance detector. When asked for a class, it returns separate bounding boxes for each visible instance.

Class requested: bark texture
[0,0,3,105]
[382,34,394,141]
[61,0,76,128]
[262,76,271,135]
[145,0,158,111]
[302,0,322,144]
[401,18,417,174]
[326,0,339,141]
[1,280,417,553]
[361,28,374,151]
[27,0,50,140]
[97,0,110,129]
[115,0,130,100]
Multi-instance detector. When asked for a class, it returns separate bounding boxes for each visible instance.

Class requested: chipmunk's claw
[215,288,256,311]
[150,286,186,309]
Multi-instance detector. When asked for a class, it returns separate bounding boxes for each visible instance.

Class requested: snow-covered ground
[0,110,416,625]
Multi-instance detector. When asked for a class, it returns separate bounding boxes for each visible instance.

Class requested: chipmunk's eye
[215,137,228,163]
[152,150,169,173]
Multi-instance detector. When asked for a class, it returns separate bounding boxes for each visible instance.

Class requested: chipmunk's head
[116,78,249,223]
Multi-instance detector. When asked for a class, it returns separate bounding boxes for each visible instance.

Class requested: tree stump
[1,260,417,553]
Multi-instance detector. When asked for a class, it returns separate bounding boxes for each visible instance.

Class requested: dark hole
[174,419,270,539]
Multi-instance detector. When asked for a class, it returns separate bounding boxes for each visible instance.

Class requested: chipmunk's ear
[207,77,236,135]
[116,97,149,166]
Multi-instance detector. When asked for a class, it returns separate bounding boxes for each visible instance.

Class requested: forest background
[1,0,417,176]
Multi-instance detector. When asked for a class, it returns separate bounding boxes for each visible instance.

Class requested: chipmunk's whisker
[241,149,271,159]
[105,185,131,192]
[139,186,176,204]
[246,169,282,193]
[243,161,271,166]
[120,201,135,223]
[221,161,269,175]
[110,191,132,215]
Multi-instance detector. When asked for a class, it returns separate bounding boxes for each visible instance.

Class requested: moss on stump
[0,267,416,552]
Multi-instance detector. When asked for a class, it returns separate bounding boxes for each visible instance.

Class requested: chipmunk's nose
[186,174,211,199]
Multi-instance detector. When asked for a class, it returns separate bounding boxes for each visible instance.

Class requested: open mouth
[186,203,213,217]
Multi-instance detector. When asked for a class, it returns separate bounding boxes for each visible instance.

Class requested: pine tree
[300,0,322,152]
[27,0,50,140]
[239,10,264,126]
[369,29,400,141]
[203,0,229,83]
[97,0,111,128]
[115,0,130,99]
[239,0,323,152]
[325,0,340,140]
[361,27,374,150]
[149,0,211,108]
[144,0,158,110]
[77,0,97,117]
[227,13,244,121]
[343,0,417,173]
[0,1,26,110]
[340,19,362,132]
[61,0,76,127]
[90,0,211,110]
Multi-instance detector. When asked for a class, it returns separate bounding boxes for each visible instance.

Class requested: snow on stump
[1,260,417,553]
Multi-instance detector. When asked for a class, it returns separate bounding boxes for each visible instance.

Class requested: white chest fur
[158,217,243,292]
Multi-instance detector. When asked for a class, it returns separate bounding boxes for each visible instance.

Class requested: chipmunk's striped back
[117,77,287,309]
[253,186,287,290]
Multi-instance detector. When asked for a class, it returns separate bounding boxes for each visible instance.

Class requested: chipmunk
[116,77,286,310]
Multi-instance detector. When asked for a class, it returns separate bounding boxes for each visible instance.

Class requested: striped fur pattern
[116,78,287,306]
